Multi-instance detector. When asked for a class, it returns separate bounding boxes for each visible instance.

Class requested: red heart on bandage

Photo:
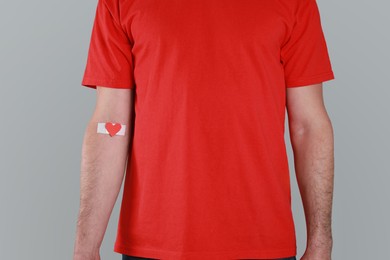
[105,122,122,137]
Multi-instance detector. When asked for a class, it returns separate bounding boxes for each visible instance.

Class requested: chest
[122,0,293,51]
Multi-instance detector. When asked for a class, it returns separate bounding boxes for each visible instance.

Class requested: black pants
[122,254,297,260]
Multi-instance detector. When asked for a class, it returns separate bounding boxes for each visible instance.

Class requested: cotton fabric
[81,0,335,259]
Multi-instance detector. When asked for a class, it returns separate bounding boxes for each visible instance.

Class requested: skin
[73,83,334,260]
[73,87,134,260]
[286,83,334,260]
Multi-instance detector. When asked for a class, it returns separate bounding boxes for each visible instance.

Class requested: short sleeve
[81,0,135,89]
[280,0,335,88]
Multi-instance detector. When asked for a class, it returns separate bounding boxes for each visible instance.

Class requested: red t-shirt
[81,0,335,259]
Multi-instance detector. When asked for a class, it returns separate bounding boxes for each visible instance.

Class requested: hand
[300,251,331,260]
[73,251,101,260]
[300,236,332,260]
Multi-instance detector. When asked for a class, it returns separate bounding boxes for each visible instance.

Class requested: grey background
[0,0,389,259]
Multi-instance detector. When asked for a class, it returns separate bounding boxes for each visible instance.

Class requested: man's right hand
[73,251,101,260]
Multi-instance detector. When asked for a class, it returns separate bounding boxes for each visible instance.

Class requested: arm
[73,87,134,260]
[286,83,334,260]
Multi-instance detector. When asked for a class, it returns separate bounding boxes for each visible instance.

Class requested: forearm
[290,117,334,254]
[73,117,130,257]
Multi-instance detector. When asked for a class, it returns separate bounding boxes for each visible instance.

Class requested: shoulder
[102,0,135,23]
[278,0,317,15]
[100,0,119,16]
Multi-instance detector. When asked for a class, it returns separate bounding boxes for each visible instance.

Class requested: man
[73,0,335,259]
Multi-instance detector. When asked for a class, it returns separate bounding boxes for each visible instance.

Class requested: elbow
[289,115,334,141]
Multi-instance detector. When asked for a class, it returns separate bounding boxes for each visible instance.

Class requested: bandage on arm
[74,87,134,255]
[97,122,126,136]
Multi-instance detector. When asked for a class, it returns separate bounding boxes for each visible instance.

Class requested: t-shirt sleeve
[280,0,335,88]
[81,0,135,89]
